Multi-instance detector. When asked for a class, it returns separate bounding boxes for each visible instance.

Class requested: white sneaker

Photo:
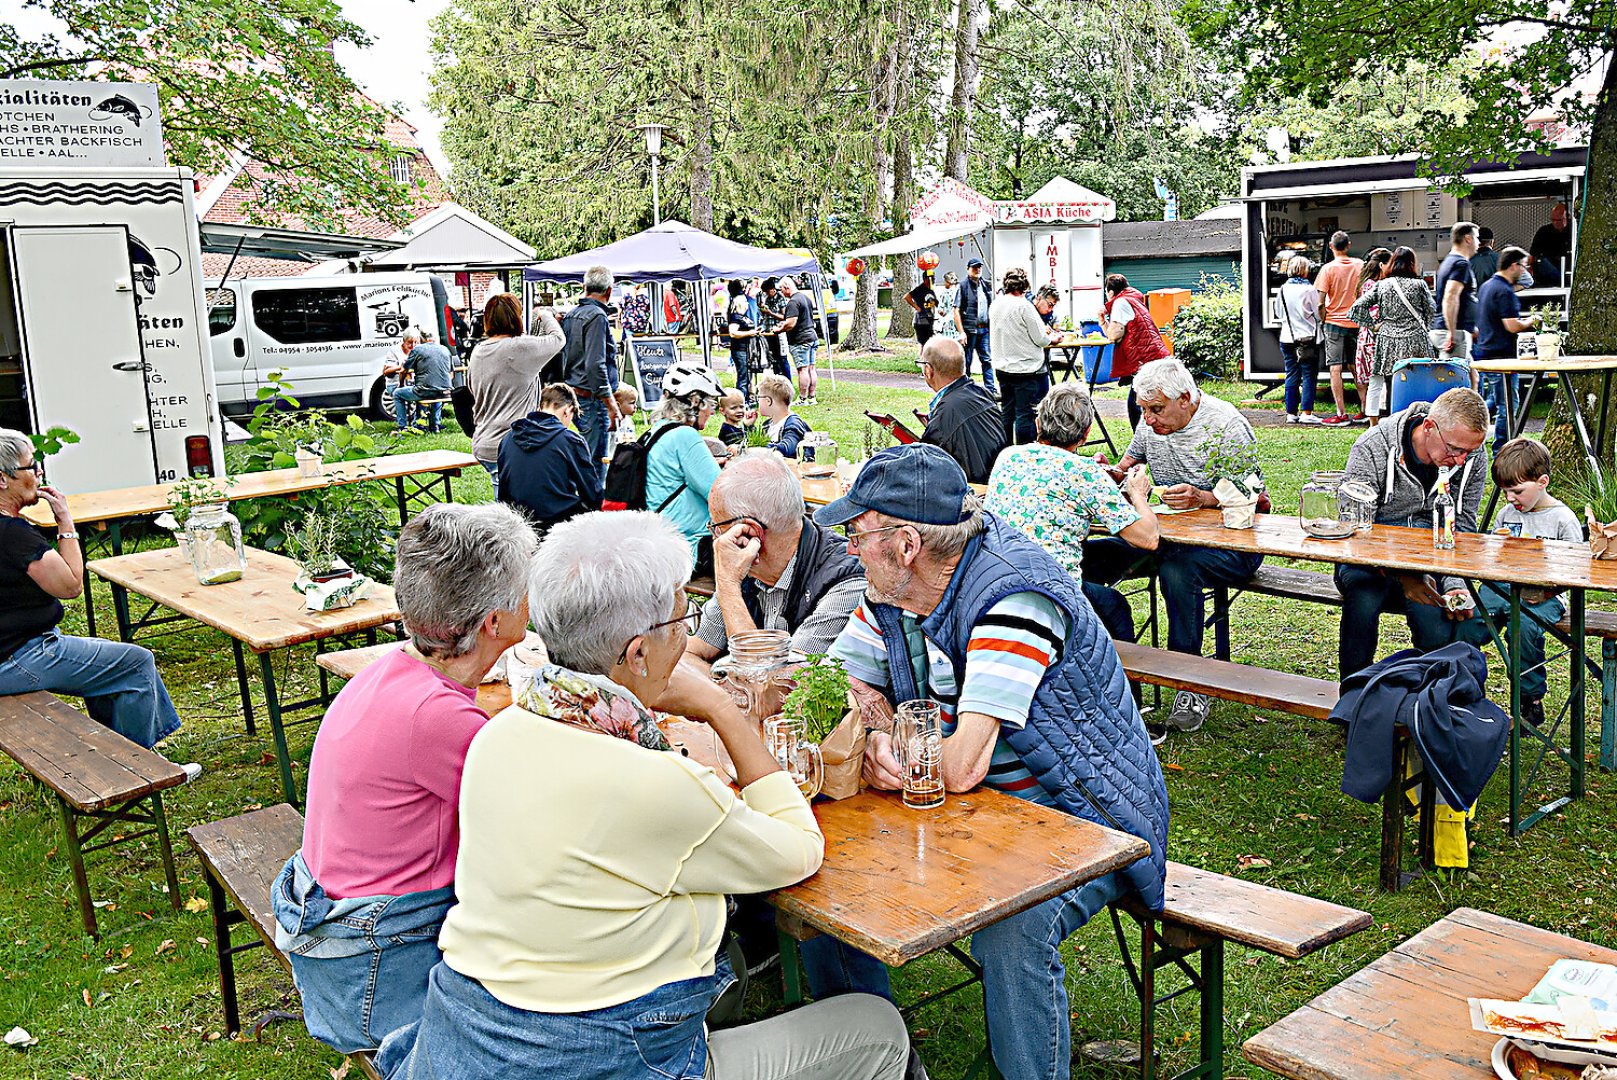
[181,762,204,783]
[1165,691,1210,733]
[1285,414,1299,424]
[1297,414,1324,425]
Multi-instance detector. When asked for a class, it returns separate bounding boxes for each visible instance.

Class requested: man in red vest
[1100,273,1172,429]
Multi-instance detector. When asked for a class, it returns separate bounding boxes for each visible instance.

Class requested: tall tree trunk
[1543,56,1617,480]
[888,22,920,340]
[842,35,900,352]
[688,4,714,230]
[944,0,983,183]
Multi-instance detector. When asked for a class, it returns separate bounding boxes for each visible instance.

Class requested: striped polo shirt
[829,593,1068,804]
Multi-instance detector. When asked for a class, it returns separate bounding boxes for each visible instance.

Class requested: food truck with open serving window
[1240,147,1585,380]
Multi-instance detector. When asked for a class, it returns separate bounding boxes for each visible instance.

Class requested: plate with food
[1494,1037,1617,1079]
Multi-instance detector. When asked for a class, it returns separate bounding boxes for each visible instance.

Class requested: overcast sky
[0,0,452,171]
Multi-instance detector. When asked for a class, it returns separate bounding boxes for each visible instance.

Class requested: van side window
[207,288,236,336]
[252,288,361,345]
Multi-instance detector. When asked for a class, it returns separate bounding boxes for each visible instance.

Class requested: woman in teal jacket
[643,360,725,575]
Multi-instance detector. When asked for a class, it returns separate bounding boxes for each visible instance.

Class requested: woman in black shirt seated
[0,429,198,774]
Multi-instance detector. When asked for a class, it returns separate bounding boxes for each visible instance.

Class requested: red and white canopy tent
[845,176,1117,326]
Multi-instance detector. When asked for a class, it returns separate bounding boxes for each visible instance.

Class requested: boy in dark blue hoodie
[497,384,603,531]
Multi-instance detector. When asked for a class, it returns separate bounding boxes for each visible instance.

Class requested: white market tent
[523,219,834,380]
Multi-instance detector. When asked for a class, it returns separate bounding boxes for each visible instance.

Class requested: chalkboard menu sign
[626,335,680,406]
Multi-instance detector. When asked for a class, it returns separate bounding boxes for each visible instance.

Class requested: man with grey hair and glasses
[1083,358,1263,734]
[560,265,622,481]
[807,443,1167,1080]
[685,449,865,671]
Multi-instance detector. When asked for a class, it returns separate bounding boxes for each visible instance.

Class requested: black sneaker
[1521,698,1546,729]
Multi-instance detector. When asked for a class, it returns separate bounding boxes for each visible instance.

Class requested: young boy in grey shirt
[1468,438,1584,724]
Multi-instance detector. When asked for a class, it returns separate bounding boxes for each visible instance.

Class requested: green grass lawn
[0,373,1609,1079]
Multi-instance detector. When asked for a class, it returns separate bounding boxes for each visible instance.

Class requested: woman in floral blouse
[985,383,1159,643]
[1350,246,1438,415]
[1350,248,1392,425]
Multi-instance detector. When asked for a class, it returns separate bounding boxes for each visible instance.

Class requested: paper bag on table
[817,704,866,801]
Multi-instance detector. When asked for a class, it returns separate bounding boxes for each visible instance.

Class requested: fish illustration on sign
[89,95,153,126]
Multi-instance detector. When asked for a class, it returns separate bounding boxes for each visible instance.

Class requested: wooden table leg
[56,797,97,938]
[150,792,182,910]
[205,873,244,1036]
[258,653,300,809]
[1572,589,1587,800]
[1603,638,1616,773]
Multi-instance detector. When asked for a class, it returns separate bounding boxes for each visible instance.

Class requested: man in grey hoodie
[1337,388,1490,679]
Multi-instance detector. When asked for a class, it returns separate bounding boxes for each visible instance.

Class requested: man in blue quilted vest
[810,443,1170,1080]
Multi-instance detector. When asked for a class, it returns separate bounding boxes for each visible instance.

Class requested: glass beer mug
[896,698,945,809]
[764,715,823,799]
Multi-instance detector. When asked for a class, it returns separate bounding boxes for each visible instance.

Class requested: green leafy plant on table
[782,655,852,744]
[224,372,399,580]
[168,474,234,528]
[1197,431,1264,502]
[288,511,344,579]
[744,424,771,448]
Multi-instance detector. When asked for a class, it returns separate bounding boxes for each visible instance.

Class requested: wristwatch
[57,531,78,541]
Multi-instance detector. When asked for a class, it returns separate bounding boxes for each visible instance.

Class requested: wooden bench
[186,805,381,1080]
[1113,861,1373,1080]
[686,574,717,599]
[1211,564,1617,771]
[0,691,184,937]
[1114,642,1434,891]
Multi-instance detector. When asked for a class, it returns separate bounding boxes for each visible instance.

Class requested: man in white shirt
[988,270,1062,445]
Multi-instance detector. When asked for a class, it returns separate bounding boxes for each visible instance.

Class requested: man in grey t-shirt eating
[1082,359,1264,734]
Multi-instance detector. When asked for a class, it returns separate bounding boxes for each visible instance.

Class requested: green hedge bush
[1170,275,1243,380]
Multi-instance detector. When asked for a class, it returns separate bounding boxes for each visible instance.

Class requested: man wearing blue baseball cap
[955,258,997,393]
[806,443,1169,1080]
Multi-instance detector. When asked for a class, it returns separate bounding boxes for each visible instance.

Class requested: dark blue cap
[967,257,984,268]
[813,444,971,528]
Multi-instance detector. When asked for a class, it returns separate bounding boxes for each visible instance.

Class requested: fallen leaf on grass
[1236,854,1272,871]
[182,897,208,915]
[330,1060,352,1080]
[118,945,132,960]
[81,989,91,1008]
[1163,763,1184,772]
[155,939,175,956]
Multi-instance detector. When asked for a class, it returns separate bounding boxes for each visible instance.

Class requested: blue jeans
[1335,563,1468,680]
[1281,341,1318,416]
[1481,372,1519,452]
[1083,538,1263,655]
[376,956,731,1080]
[1455,584,1563,701]
[393,385,444,432]
[1083,580,1136,643]
[575,395,610,483]
[272,852,454,1053]
[0,630,179,748]
[964,330,997,391]
[803,872,1126,1080]
[998,370,1049,446]
[479,459,499,493]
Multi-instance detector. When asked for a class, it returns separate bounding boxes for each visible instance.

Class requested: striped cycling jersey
[829,592,1068,804]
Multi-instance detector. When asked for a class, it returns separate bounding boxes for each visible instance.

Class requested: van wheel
[370,378,396,423]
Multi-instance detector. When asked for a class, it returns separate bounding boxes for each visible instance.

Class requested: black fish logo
[89,95,153,126]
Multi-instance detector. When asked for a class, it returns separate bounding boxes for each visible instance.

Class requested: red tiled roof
[200,254,318,281]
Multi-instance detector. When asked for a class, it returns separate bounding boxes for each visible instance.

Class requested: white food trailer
[1240,147,1586,380]
[0,80,224,490]
[845,176,1116,329]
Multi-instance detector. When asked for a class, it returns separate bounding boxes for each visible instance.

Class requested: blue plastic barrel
[1079,321,1115,384]
[1390,361,1470,412]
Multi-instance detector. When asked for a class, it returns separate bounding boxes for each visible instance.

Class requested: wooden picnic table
[316,642,514,715]
[1155,508,1611,836]
[1243,906,1617,1079]
[798,461,986,507]
[769,788,1148,968]
[23,450,474,638]
[1469,355,1617,524]
[88,546,401,808]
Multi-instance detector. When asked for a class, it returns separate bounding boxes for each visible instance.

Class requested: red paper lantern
[845,257,867,277]
[917,250,940,271]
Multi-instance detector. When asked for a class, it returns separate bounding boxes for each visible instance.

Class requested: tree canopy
[1,0,412,227]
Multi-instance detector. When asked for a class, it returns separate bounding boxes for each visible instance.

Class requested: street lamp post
[636,123,666,225]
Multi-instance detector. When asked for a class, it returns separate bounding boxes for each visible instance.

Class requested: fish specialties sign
[0,80,165,167]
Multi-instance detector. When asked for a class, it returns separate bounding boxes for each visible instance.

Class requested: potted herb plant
[290,511,371,610]
[780,656,863,799]
[1198,432,1265,529]
[1535,303,1564,361]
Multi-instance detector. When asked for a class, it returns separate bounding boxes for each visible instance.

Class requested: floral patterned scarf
[517,665,671,751]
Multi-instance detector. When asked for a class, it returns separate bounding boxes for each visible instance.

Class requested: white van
[209,272,451,419]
